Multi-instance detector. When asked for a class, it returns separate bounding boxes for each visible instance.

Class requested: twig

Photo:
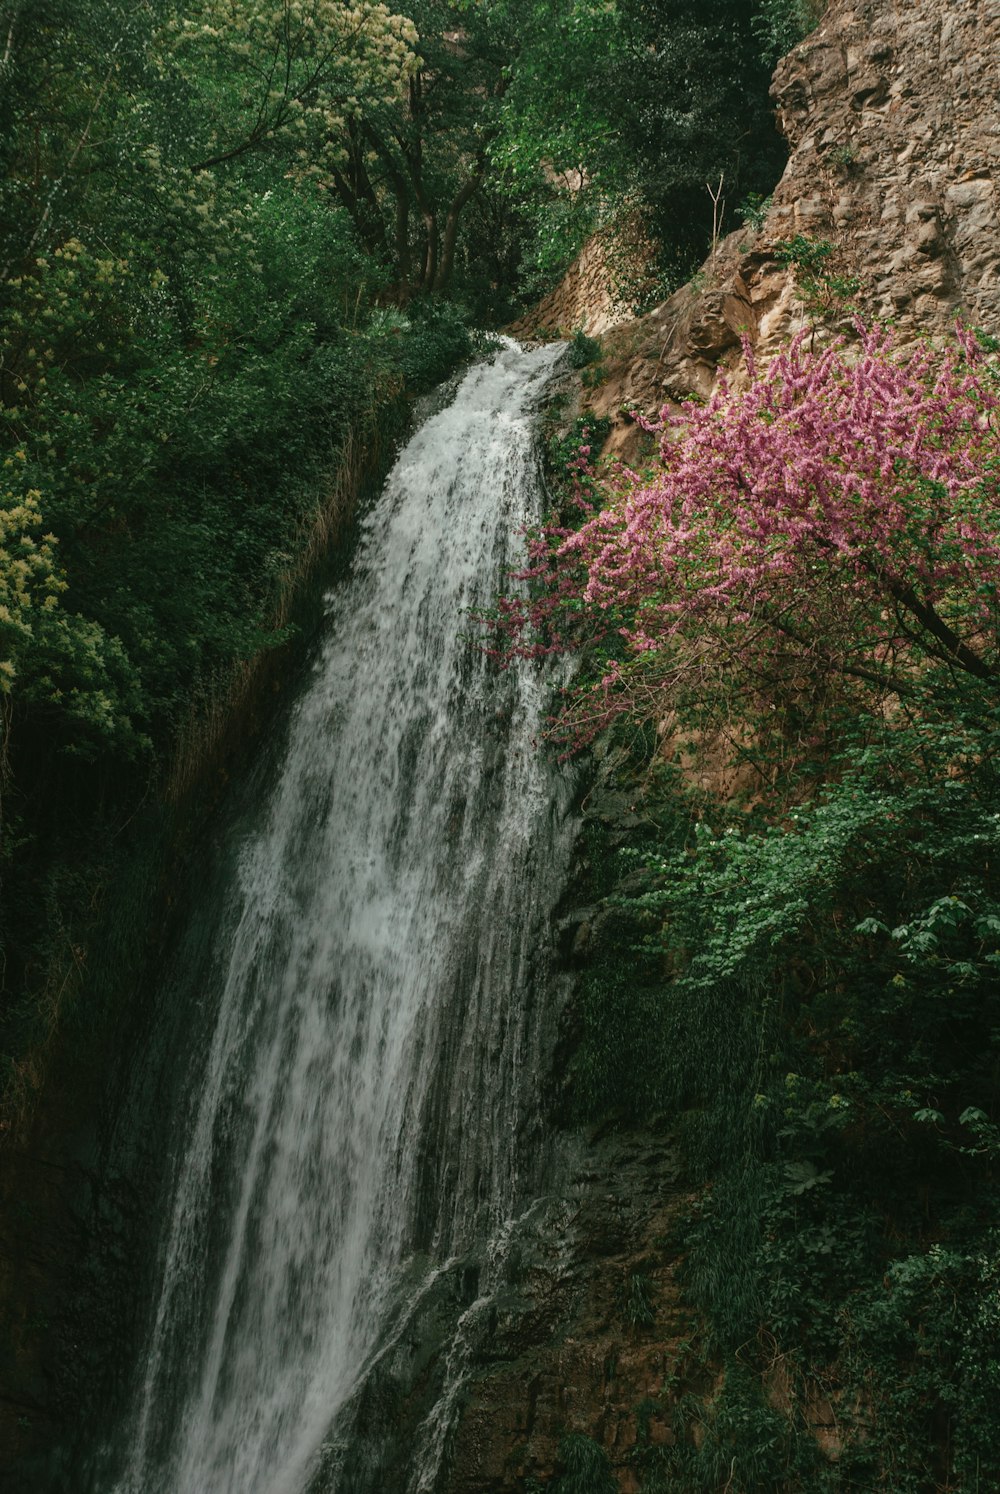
[707,174,725,260]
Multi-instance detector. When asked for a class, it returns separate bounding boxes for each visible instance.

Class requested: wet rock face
[444,1131,693,1494]
[586,0,1000,456]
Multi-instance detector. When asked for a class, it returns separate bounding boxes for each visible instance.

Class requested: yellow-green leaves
[0,483,64,692]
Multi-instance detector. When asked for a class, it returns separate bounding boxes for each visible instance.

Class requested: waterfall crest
[111,339,573,1494]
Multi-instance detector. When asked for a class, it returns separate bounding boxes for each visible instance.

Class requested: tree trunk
[394,192,411,303]
[422,213,438,292]
[434,169,484,291]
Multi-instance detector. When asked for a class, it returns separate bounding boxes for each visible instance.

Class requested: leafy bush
[395,298,475,393]
[737,191,772,231]
[753,0,826,65]
[567,329,602,369]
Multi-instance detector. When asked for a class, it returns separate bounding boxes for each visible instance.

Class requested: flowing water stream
[105,339,574,1494]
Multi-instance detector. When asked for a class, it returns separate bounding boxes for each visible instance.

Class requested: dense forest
[0,0,789,1120]
[6,0,1000,1489]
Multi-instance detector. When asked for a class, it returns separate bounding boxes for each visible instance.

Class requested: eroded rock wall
[509,216,657,340]
[584,0,1000,455]
[772,0,999,333]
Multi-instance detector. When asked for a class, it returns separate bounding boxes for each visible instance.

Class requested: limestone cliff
[508,214,658,341]
[582,0,1000,455]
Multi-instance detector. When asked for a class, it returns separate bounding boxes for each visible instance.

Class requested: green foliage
[2,197,402,755]
[549,1434,617,1494]
[491,0,788,309]
[738,192,773,232]
[514,195,599,311]
[567,329,602,370]
[774,234,860,316]
[546,415,612,485]
[601,0,788,275]
[641,1365,829,1492]
[774,233,835,275]
[753,0,825,65]
[394,299,475,393]
[0,0,479,1110]
[834,1242,1000,1490]
[0,0,793,327]
[827,142,858,172]
[616,1269,656,1328]
[568,696,1000,1482]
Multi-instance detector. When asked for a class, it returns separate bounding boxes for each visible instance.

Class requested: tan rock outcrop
[508,215,658,340]
[769,0,1000,337]
[583,0,1000,457]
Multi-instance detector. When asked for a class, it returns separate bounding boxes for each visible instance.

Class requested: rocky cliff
[509,214,658,342]
[582,0,1000,455]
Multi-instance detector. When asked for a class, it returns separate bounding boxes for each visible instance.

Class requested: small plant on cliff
[827,141,859,173]
[737,191,772,232]
[567,328,602,370]
[617,1268,657,1328]
[774,234,860,320]
[550,1433,617,1494]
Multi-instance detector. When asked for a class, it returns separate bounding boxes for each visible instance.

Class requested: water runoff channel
[97,338,577,1494]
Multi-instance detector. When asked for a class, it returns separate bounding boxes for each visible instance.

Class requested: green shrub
[567,328,602,370]
[396,298,475,393]
[753,0,825,65]
[550,1434,616,1494]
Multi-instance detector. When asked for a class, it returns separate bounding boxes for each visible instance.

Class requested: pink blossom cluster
[493,326,1000,747]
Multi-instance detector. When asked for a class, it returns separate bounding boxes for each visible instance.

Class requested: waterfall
[109,339,573,1494]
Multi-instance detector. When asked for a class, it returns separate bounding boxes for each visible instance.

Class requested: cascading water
[107,339,574,1494]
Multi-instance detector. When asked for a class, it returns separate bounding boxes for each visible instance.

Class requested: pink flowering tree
[494,326,1000,750]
